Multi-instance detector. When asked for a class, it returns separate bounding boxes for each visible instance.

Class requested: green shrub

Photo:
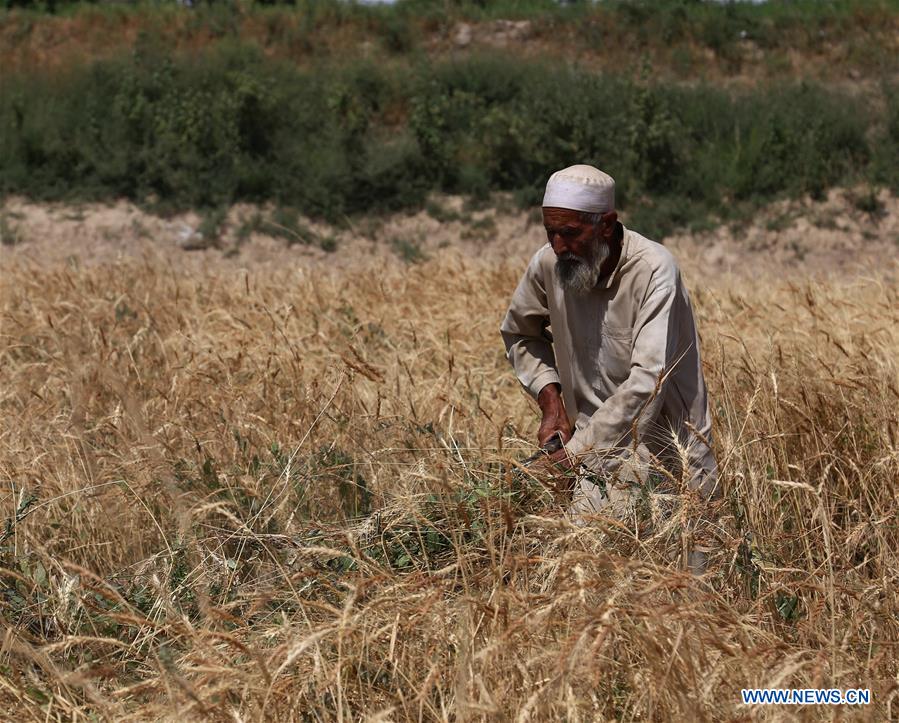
[390,236,427,263]
[0,214,23,246]
[873,84,899,190]
[0,47,888,238]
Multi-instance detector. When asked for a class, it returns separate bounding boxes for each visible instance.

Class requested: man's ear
[600,211,618,238]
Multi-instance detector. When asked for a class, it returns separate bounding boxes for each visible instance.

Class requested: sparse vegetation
[390,234,426,262]
[847,186,887,220]
[460,214,497,241]
[197,206,227,246]
[265,207,319,246]
[0,213,22,245]
[424,198,461,224]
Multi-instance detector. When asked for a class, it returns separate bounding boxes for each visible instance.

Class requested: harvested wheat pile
[1,250,897,721]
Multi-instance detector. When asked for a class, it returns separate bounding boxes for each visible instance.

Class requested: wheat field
[1,247,897,721]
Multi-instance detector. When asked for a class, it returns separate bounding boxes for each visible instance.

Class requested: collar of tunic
[597,224,632,291]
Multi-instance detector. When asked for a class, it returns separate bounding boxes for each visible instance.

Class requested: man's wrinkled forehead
[543,207,590,231]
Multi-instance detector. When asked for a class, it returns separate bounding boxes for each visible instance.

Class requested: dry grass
[0,249,897,721]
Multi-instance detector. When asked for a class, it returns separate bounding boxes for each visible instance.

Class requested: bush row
[1,45,895,235]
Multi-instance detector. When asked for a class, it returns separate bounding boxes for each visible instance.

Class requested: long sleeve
[500,250,561,399]
[564,280,683,466]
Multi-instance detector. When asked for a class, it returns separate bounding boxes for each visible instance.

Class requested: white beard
[555,240,611,294]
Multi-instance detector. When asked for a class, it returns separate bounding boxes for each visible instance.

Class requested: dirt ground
[1,188,897,282]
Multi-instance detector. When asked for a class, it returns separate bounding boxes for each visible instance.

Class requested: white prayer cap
[542,164,615,214]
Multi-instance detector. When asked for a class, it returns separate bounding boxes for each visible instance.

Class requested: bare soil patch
[2,188,896,281]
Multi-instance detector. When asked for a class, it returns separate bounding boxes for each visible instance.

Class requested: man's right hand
[536,383,573,448]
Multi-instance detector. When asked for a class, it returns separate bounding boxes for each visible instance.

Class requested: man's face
[542,207,612,294]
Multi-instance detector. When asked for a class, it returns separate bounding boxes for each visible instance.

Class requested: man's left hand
[530,445,575,475]
[547,446,574,469]
[528,447,577,501]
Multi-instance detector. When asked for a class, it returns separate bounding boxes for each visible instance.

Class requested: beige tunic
[500,224,719,500]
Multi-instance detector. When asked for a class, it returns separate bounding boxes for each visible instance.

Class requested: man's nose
[550,233,567,255]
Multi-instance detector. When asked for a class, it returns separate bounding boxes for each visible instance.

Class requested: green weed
[0,214,23,246]
[390,235,426,263]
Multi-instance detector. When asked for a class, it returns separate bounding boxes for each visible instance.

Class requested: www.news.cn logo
[741,689,871,705]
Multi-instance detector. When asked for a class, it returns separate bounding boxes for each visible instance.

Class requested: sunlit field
[1,249,897,720]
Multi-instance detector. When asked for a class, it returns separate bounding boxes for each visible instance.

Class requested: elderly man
[501,165,719,523]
